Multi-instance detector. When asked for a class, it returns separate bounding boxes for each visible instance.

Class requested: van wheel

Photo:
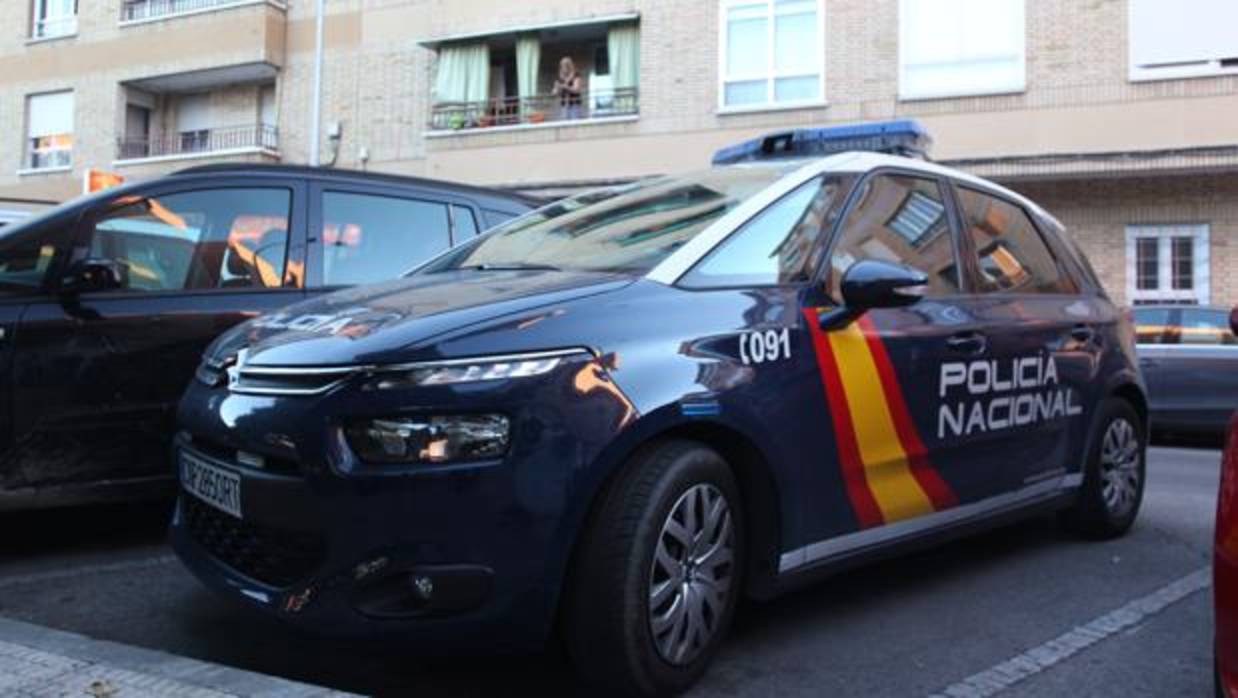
[1059,398,1146,539]
[564,440,744,697]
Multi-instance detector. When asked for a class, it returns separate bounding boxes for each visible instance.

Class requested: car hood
[215,269,634,367]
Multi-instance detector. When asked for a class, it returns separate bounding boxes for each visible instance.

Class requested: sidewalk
[0,617,360,698]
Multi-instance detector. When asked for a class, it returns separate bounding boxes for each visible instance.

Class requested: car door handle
[946,331,987,355]
[1070,325,1095,343]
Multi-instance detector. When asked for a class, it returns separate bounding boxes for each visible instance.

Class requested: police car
[172,121,1147,696]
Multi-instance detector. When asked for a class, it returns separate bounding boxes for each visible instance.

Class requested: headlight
[344,414,510,464]
[362,350,589,390]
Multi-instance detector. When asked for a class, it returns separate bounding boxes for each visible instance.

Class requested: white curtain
[433,43,491,103]
[608,24,640,91]
[516,35,541,103]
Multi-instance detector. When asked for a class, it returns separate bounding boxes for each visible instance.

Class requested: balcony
[117,124,278,163]
[120,0,283,23]
[429,87,639,132]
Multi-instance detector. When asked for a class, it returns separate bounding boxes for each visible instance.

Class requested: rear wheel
[564,440,744,697]
[1060,398,1146,538]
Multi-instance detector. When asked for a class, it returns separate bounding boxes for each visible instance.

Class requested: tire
[563,440,744,697]
[1059,398,1146,539]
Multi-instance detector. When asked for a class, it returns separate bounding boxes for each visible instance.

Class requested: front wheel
[1059,398,1146,538]
[563,440,744,697]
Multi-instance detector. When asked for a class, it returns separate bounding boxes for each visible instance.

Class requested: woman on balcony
[553,57,585,120]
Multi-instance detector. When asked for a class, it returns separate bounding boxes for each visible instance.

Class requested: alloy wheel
[648,483,735,666]
[1099,417,1141,517]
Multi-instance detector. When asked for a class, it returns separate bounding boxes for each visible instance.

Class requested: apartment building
[2,0,1236,307]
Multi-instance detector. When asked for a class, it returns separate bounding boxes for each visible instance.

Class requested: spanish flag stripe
[857,315,958,510]
[803,309,885,528]
[826,321,936,522]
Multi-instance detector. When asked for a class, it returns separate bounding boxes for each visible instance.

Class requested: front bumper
[170,355,634,652]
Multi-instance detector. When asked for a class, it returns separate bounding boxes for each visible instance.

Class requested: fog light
[344,414,510,464]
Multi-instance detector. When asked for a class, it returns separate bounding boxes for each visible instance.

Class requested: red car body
[1213,307,1238,696]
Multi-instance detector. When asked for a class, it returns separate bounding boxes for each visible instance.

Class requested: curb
[0,616,362,697]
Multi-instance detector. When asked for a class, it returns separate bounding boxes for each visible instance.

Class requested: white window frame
[897,0,1026,101]
[24,90,75,172]
[31,0,77,39]
[1125,224,1211,305]
[1128,0,1238,82]
[717,0,826,113]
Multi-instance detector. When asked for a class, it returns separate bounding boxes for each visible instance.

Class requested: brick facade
[0,0,1234,305]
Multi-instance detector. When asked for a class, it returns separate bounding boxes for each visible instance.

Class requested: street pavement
[0,445,1220,697]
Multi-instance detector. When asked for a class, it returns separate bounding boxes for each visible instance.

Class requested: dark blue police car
[172,122,1147,696]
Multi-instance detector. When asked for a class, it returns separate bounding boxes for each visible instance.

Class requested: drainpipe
[309,0,325,166]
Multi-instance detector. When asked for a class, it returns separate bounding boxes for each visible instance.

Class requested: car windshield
[420,165,798,275]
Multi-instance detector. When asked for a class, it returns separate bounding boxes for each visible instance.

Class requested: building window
[1126,225,1211,305]
[31,0,77,39]
[426,19,640,132]
[25,91,74,171]
[1128,0,1238,82]
[719,0,823,110]
[898,0,1025,100]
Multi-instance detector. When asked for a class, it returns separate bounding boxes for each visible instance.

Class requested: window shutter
[1129,0,1238,69]
[28,92,74,138]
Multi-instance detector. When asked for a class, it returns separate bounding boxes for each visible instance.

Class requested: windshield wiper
[454,262,563,272]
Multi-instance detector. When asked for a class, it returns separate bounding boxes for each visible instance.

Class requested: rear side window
[827,174,960,299]
[451,205,479,238]
[86,188,291,291]
[1178,308,1237,346]
[1132,308,1173,345]
[321,192,451,286]
[957,187,1077,295]
[681,176,850,288]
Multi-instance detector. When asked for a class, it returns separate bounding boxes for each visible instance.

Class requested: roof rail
[712,119,933,166]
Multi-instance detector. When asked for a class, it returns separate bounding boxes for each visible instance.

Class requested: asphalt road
[0,445,1220,697]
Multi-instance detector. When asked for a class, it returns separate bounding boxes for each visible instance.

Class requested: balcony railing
[429,87,639,132]
[118,124,278,160]
[120,0,259,22]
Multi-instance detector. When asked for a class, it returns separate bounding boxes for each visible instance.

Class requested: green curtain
[433,43,490,104]
[516,34,541,104]
[608,24,640,92]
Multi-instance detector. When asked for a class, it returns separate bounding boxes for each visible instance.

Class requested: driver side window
[86,188,291,292]
[826,174,960,301]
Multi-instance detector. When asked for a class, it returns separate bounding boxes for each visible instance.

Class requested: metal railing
[429,87,639,132]
[121,0,259,22]
[118,124,278,160]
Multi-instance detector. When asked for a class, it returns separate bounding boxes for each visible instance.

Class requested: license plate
[180,451,243,519]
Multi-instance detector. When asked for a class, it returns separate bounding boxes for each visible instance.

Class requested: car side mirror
[840,259,928,311]
[62,258,128,295]
[819,260,927,330]
[1230,306,1238,337]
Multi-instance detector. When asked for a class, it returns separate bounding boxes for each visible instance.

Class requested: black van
[0,164,535,509]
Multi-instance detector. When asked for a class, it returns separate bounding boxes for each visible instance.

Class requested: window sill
[1129,64,1238,83]
[114,146,279,167]
[897,86,1027,102]
[17,165,72,177]
[425,114,639,139]
[25,32,78,46]
[118,0,286,28]
[716,101,829,116]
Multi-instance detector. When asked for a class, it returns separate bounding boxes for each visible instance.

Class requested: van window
[827,175,960,299]
[681,176,850,288]
[957,187,1077,295]
[1132,308,1173,345]
[86,188,291,291]
[321,192,451,285]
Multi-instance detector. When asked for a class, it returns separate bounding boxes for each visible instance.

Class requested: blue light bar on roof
[712,119,933,166]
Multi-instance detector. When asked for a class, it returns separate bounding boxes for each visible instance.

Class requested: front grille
[182,496,325,588]
[230,365,357,396]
